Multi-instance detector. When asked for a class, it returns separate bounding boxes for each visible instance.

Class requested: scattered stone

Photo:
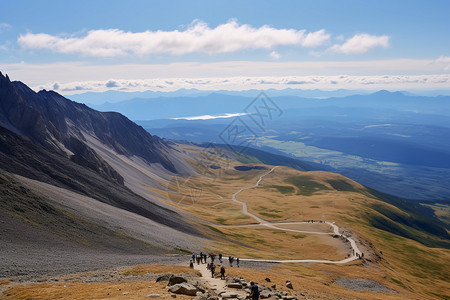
[265,277,271,282]
[220,292,239,299]
[123,292,129,295]
[147,294,161,298]
[333,277,395,293]
[271,284,276,289]
[286,281,293,289]
[169,283,198,296]
[260,290,272,298]
[171,295,177,298]
[168,276,188,286]
[227,283,243,289]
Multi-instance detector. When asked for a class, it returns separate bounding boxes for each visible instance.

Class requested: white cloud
[0,23,12,31]
[329,33,389,54]
[18,20,330,57]
[270,51,280,60]
[301,29,330,47]
[434,56,450,71]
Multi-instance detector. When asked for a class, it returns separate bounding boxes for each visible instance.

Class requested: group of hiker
[206,261,226,279]
[190,252,240,268]
[188,252,261,299]
[189,252,241,280]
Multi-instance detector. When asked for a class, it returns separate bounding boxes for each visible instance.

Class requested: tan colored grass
[1,281,193,300]
[207,225,349,260]
[150,144,450,299]
[225,266,415,300]
[120,264,200,276]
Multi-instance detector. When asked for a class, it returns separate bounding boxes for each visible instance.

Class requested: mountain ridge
[0,72,178,176]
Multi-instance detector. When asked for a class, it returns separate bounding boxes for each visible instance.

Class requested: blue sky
[1,0,449,94]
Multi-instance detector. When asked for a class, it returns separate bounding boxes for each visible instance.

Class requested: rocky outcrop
[168,283,198,296]
[226,277,299,300]
[168,275,188,286]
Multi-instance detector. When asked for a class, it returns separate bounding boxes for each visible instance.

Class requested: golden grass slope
[157,143,450,299]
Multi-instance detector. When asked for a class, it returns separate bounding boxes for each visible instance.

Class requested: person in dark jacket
[220,266,226,279]
[248,282,259,300]
[210,263,216,278]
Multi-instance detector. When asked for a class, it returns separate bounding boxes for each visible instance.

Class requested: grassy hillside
[159,143,450,299]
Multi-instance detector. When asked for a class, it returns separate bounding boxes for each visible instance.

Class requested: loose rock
[168,275,188,286]
[260,290,272,298]
[286,281,293,289]
[169,283,198,296]
[220,292,239,298]
[227,283,243,289]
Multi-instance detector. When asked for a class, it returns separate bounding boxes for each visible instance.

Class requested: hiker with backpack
[247,282,259,300]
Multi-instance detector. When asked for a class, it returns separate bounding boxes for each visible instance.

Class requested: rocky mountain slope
[0,72,206,275]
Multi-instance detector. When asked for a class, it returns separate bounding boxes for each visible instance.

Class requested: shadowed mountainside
[0,72,201,238]
[0,72,177,177]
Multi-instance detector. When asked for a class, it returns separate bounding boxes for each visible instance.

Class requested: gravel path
[333,277,395,293]
[230,167,363,264]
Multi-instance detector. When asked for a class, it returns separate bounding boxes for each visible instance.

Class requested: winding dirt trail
[229,167,362,264]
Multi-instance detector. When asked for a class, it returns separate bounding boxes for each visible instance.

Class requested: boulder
[227,283,243,289]
[146,294,161,298]
[169,283,198,296]
[168,276,188,286]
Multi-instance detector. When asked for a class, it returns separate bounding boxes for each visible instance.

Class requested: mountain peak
[372,89,404,97]
[0,71,11,84]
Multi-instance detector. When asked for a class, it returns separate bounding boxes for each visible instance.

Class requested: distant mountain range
[86,90,450,124]
[124,91,450,200]
[68,88,373,105]
[68,88,450,106]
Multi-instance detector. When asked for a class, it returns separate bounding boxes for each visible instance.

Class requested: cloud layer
[18,20,330,57]
[33,74,449,95]
[3,57,448,95]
